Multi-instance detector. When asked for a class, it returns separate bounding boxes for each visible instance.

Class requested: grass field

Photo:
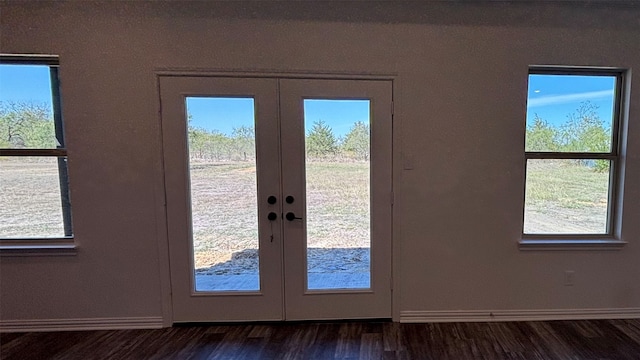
[524,160,610,234]
[189,160,370,269]
[0,158,611,266]
[0,158,66,238]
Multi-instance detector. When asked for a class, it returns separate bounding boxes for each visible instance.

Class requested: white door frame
[279,78,393,320]
[160,76,284,322]
[156,71,397,324]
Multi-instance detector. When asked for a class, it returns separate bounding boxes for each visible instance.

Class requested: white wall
[1,1,639,326]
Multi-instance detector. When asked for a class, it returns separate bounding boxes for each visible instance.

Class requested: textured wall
[1,1,638,324]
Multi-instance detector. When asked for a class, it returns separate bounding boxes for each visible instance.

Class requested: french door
[160,75,392,322]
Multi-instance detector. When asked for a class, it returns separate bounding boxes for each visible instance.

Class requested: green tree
[306,120,337,158]
[559,101,610,153]
[342,121,370,160]
[559,102,610,172]
[204,130,231,161]
[525,114,558,152]
[188,126,207,159]
[0,102,55,148]
[187,114,241,161]
[231,126,255,161]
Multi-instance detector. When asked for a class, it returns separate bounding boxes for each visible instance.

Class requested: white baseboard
[0,316,164,333]
[400,308,640,323]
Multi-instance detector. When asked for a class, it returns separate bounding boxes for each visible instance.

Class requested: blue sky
[1,64,616,135]
[303,99,369,138]
[526,74,615,130]
[0,64,54,113]
[186,97,369,138]
[186,97,255,135]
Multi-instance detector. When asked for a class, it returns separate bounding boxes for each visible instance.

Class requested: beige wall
[1,1,639,324]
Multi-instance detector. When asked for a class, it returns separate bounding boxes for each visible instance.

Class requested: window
[523,67,625,241]
[0,55,73,241]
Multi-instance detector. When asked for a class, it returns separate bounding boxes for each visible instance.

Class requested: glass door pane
[303,99,371,290]
[185,97,260,292]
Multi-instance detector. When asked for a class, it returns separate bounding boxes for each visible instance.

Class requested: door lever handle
[285,212,303,221]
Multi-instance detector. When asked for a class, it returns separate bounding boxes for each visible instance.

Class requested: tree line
[2,101,608,170]
[0,103,370,161]
[526,102,611,171]
[188,119,370,162]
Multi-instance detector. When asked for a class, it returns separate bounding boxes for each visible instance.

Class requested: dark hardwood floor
[2,319,640,359]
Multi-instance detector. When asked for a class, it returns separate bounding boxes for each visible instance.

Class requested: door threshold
[174,318,393,327]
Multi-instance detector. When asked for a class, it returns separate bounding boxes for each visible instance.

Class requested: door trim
[160,76,284,322]
[155,71,397,324]
[279,78,393,320]
[156,69,397,81]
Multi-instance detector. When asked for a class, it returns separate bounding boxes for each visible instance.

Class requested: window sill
[519,239,627,251]
[0,238,77,256]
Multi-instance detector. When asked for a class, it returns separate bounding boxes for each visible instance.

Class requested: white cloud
[527,90,613,107]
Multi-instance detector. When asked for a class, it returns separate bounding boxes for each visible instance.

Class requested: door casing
[159,73,393,322]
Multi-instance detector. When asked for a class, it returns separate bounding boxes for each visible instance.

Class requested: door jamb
[155,70,399,325]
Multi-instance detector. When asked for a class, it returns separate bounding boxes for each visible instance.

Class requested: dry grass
[189,162,259,267]
[0,157,612,260]
[189,160,370,269]
[305,161,369,249]
[0,157,65,238]
[524,160,610,234]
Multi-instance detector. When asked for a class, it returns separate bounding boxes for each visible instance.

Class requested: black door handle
[267,196,277,205]
[267,212,277,221]
[285,212,303,221]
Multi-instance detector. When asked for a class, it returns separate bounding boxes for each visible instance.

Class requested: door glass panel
[303,99,371,290]
[186,97,259,292]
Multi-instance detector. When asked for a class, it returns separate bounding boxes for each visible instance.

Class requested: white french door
[160,75,392,322]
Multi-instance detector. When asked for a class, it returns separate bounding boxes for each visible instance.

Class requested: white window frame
[521,66,627,249]
[0,55,74,253]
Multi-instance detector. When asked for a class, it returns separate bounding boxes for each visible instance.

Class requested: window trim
[0,238,77,256]
[521,66,627,245]
[0,55,74,249]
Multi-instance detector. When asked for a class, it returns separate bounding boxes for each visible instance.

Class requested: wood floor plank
[281,323,319,360]
[382,321,403,352]
[359,333,383,360]
[335,322,363,359]
[2,319,640,359]
[307,322,341,360]
[526,320,578,359]
[612,319,640,345]
[247,325,272,339]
